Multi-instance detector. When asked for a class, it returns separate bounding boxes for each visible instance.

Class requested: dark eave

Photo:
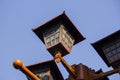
[32,12,85,45]
[27,59,64,80]
[91,29,120,67]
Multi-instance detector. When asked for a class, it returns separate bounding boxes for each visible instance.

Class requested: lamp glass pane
[102,38,120,63]
[117,47,120,52]
[28,68,54,80]
[44,25,60,48]
[61,25,75,50]
[36,70,54,80]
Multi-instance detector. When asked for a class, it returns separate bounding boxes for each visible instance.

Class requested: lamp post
[32,12,120,80]
[32,12,85,78]
[13,12,85,80]
[13,12,120,80]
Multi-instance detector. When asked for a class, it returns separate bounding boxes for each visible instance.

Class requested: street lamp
[26,59,64,80]
[13,12,86,80]
[32,12,85,57]
[91,30,120,69]
[13,12,120,80]
[32,12,85,78]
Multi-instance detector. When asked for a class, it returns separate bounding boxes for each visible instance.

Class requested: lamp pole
[54,51,76,78]
[13,60,40,80]
[93,67,120,80]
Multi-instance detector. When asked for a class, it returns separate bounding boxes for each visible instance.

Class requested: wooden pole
[13,60,40,80]
[54,52,76,78]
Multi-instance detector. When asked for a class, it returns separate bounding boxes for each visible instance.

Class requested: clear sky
[0,0,120,80]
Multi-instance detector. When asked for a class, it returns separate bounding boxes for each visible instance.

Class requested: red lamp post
[32,12,85,57]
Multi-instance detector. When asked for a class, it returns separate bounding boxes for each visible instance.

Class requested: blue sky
[0,0,120,80]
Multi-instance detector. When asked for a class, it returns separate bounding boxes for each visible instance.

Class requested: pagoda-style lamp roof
[91,30,120,68]
[27,59,64,80]
[32,12,85,45]
[32,12,85,57]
